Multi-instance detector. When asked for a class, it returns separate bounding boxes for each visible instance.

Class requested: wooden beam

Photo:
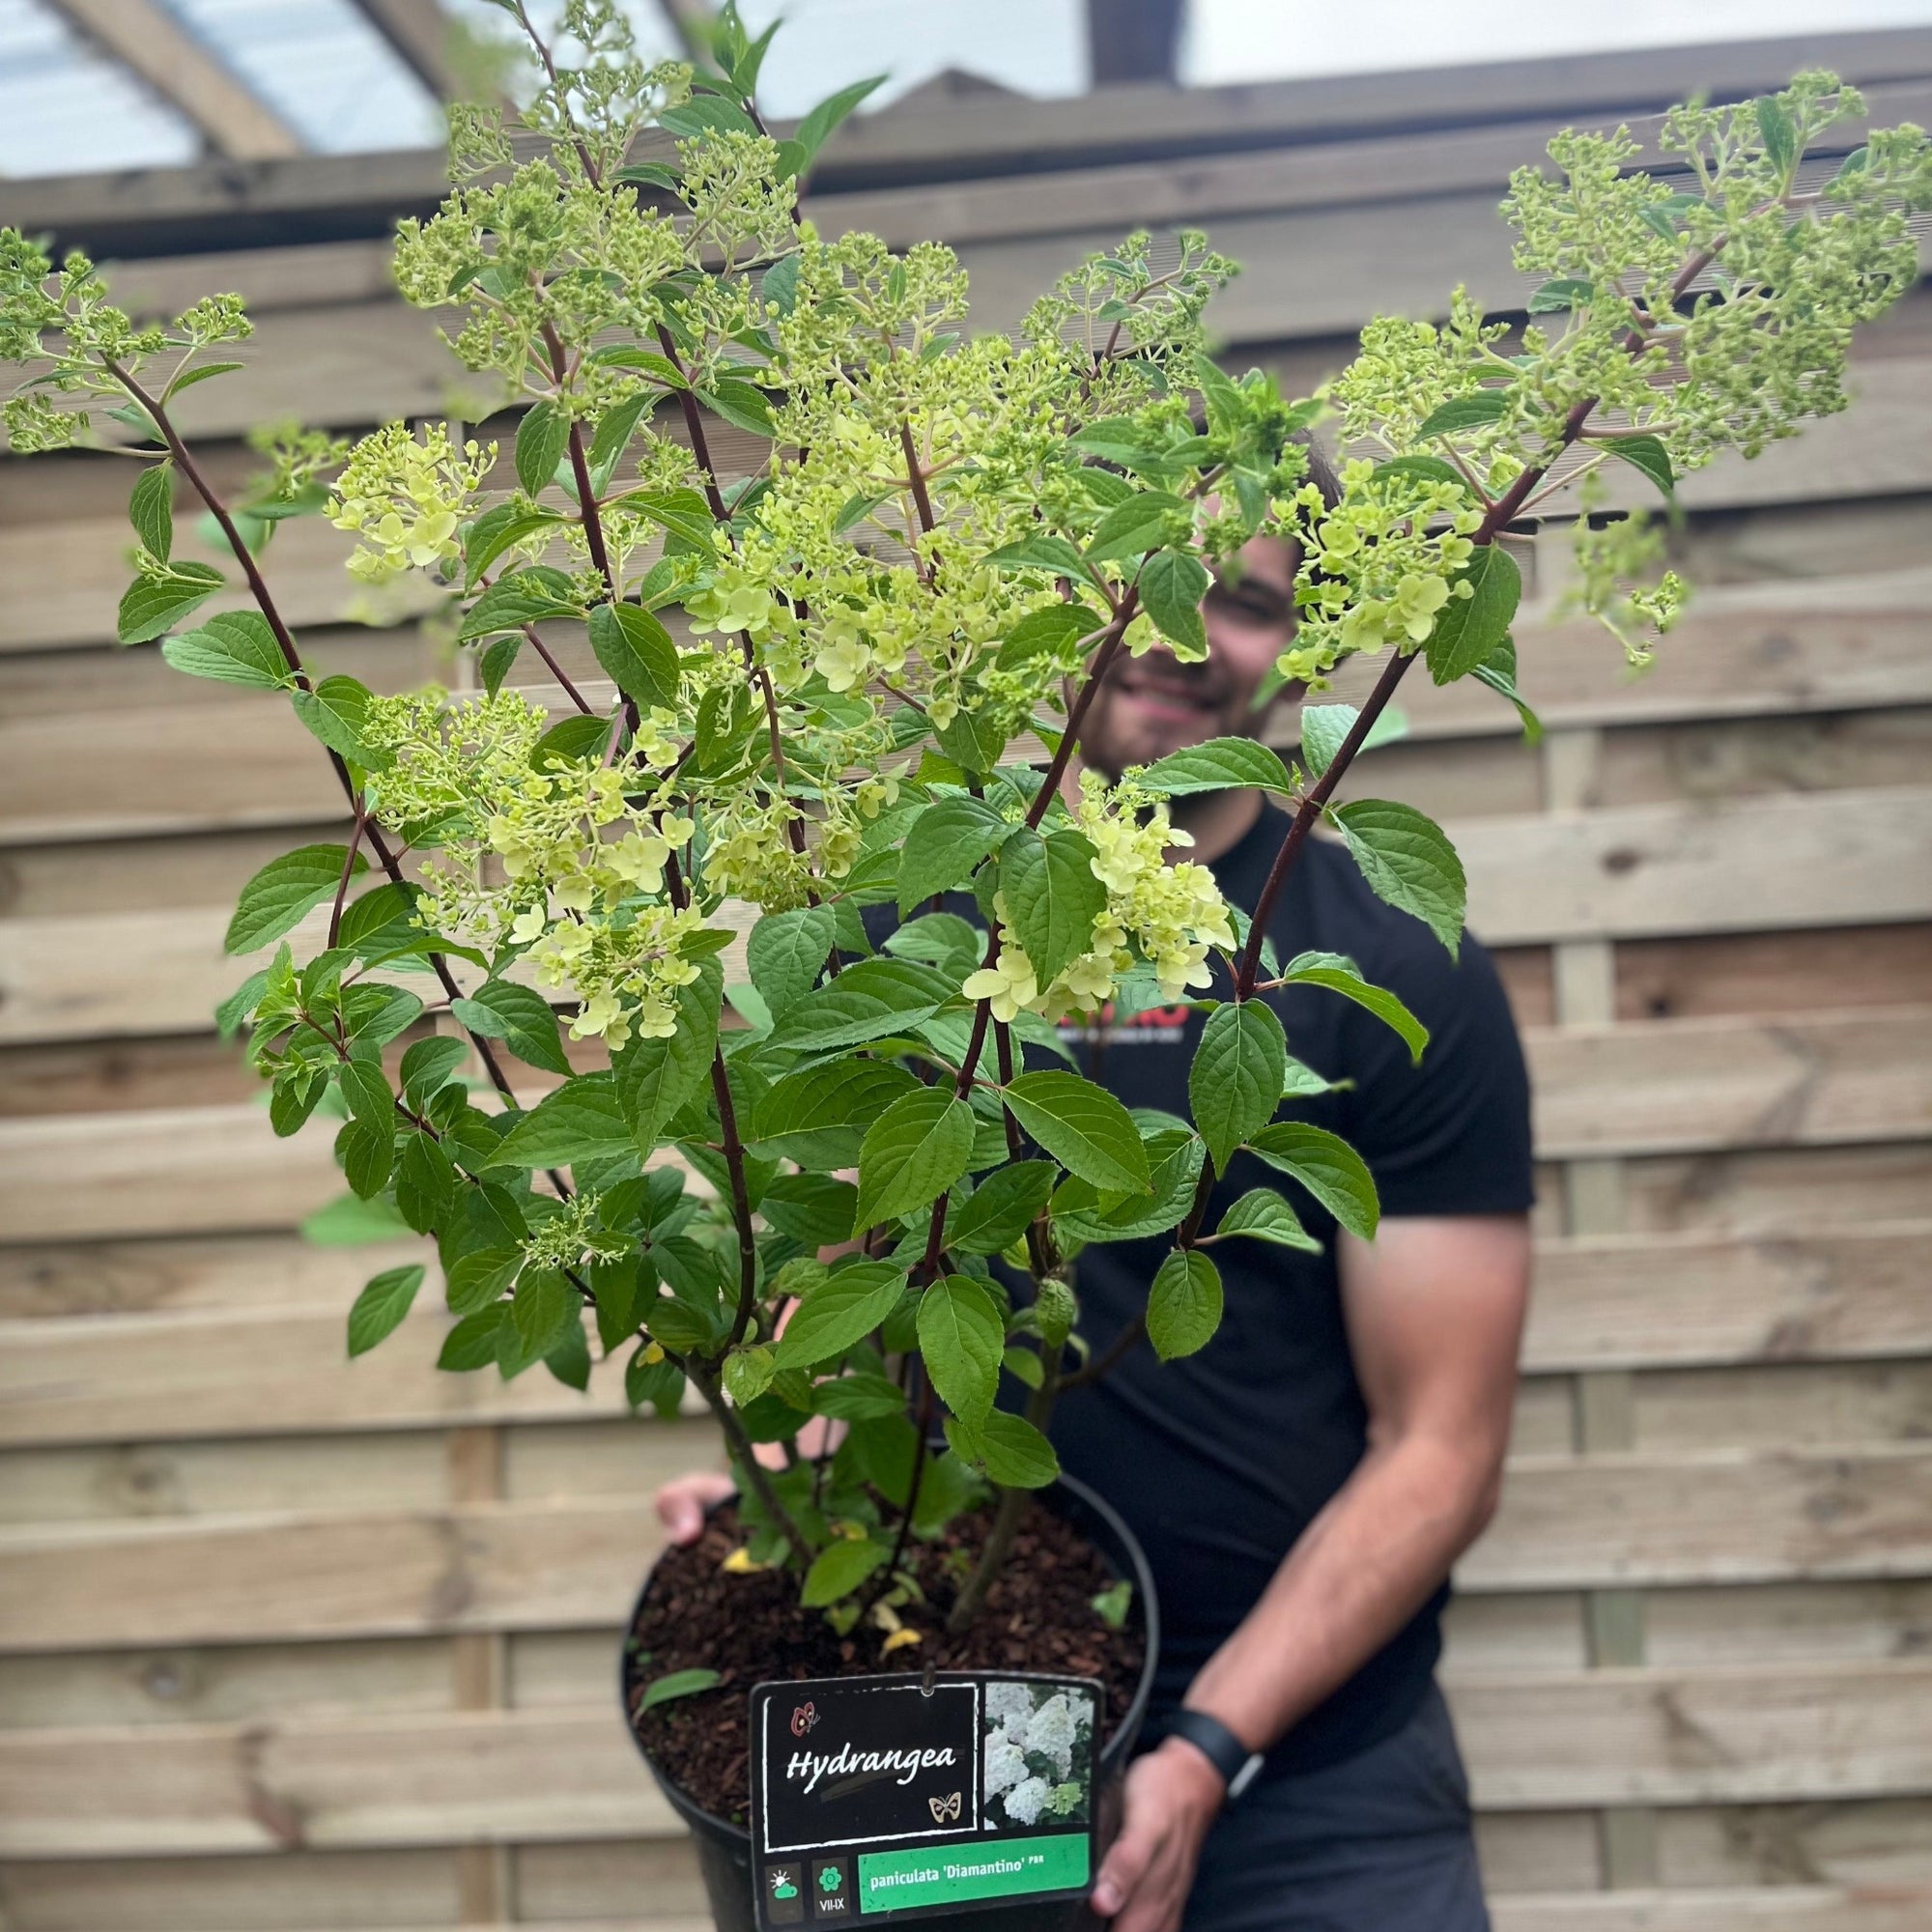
[347,0,460,99]
[43,0,304,163]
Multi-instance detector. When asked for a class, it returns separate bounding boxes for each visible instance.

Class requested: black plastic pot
[620,1473,1160,1931]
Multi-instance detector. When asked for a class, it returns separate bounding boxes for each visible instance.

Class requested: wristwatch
[1163,1708,1266,1803]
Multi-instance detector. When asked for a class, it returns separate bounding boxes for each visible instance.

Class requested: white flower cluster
[328,421,494,583]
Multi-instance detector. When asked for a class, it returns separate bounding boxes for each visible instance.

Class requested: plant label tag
[748,1671,1101,1925]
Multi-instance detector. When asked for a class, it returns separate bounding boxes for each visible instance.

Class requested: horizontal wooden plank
[1609,1142,1932,1238]
[4,1662,1930,1855]
[1491,1891,1932,1931]
[3,1448,1928,1651]
[7,1222,1929,1446]
[1524,1225,1932,1372]
[1457,788,1932,945]
[1614,926,1932,1024]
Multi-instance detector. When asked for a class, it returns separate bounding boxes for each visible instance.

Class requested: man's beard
[1077,650,1242,783]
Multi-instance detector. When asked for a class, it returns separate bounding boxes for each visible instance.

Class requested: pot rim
[619,1468,1161,1845]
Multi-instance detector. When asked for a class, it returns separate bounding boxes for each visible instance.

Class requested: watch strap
[1163,1709,1266,1802]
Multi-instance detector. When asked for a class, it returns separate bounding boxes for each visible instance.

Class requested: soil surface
[624,1498,1149,1826]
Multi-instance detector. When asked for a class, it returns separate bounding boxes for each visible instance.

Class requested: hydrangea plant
[4,1,1926,1647]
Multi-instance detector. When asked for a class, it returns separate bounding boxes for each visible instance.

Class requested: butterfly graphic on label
[928,1791,962,1823]
[790,1701,818,1737]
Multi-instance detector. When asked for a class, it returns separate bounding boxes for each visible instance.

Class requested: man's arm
[1091,1212,1531,1932]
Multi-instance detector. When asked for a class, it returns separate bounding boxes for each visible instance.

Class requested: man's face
[1076,533,1296,782]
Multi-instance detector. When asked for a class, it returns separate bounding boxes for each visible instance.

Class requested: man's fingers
[654,1471,734,1546]
[1090,1812,1157,1918]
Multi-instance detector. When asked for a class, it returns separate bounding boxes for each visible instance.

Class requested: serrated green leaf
[999,828,1106,986]
[852,1088,976,1234]
[897,796,1011,914]
[946,1161,1057,1256]
[293,674,387,768]
[160,611,292,690]
[793,72,885,166]
[129,462,173,560]
[1189,1000,1287,1170]
[1330,799,1466,958]
[1148,1248,1222,1360]
[1599,433,1675,499]
[588,601,679,710]
[445,1248,520,1318]
[1297,700,1407,781]
[347,1264,423,1356]
[459,567,582,641]
[1424,543,1520,686]
[450,981,573,1077]
[1139,736,1293,799]
[1416,392,1510,439]
[226,843,364,953]
[752,1060,921,1169]
[996,604,1101,671]
[1470,635,1543,744]
[516,399,571,496]
[462,503,563,588]
[766,957,955,1054]
[772,1262,909,1371]
[491,1074,632,1169]
[747,904,835,1018]
[1138,546,1209,656]
[610,962,721,1151]
[976,1409,1058,1489]
[1371,453,1470,492]
[801,1536,889,1606]
[983,533,1089,577]
[1755,94,1798,177]
[1247,1122,1379,1239]
[1085,490,1185,565]
[400,1037,467,1107]
[117,561,223,643]
[1002,1071,1149,1196]
[530,713,613,770]
[1527,277,1594,314]
[1279,950,1429,1064]
[1213,1187,1321,1251]
[917,1275,1004,1425]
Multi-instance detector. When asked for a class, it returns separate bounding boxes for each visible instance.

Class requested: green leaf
[614,975,724,1151]
[977,1409,1059,1490]
[792,73,886,166]
[852,1088,976,1234]
[1416,392,1510,439]
[1189,1001,1287,1170]
[1138,736,1293,799]
[752,1060,920,1169]
[1247,1122,1379,1239]
[1002,1071,1149,1196]
[1330,799,1466,958]
[1599,433,1675,499]
[445,1248,520,1318]
[801,1536,889,1607]
[999,828,1106,986]
[588,601,679,711]
[1424,544,1520,686]
[437,1307,504,1372]
[304,1191,412,1245]
[621,488,718,551]
[772,1262,909,1371]
[1755,94,1798,177]
[515,399,571,496]
[293,674,386,767]
[1213,1187,1320,1251]
[337,1059,394,1132]
[759,1173,858,1247]
[983,533,1090,578]
[1278,950,1429,1064]
[946,1161,1057,1256]
[639,1666,722,1712]
[491,1074,632,1169]
[160,611,292,691]
[401,1037,467,1106]
[129,462,173,560]
[347,1264,423,1357]
[1138,547,1210,656]
[450,981,572,1077]
[1148,1248,1222,1361]
[1527,277,1594,314]
[531,713,613,770]
[747,905,835,1018]
[1297,700,1406,781]
[1085,490,1185,565]
[996,604,1101,671]
[698,377,775,440]
[917,1274,1004,1425]
[462,503,563,587]
[766,958,956,1054]
[897,796,1010,914]
[1371,454,1470,492]
[117,561,223,643]
[813,1371,907,1423]
[1471,635,1543,744]
[511,1268,576,1362]
[337,1117,393,1198]
[227,843,364,953]
[460,567,582,641]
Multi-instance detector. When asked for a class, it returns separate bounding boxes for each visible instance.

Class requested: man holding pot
[661,443,1535,1932]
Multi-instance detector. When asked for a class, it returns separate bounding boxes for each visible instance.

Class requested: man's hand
[654,1469,736,1546]
[1090,1738,1225,1932]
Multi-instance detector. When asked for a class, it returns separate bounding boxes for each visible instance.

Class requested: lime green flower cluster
[1560,496,1690,668]
[519,1190,630,1274]
[329,423,496,582]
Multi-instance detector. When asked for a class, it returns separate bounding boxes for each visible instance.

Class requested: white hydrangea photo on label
[980,1679,1095,1829]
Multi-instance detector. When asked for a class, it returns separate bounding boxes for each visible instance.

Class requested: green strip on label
[857,1833,1089,1912]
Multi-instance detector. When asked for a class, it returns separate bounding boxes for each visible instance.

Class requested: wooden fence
[3,28,1931,1932]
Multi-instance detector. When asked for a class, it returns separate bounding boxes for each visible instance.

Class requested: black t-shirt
[1047,806,1534,1776]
